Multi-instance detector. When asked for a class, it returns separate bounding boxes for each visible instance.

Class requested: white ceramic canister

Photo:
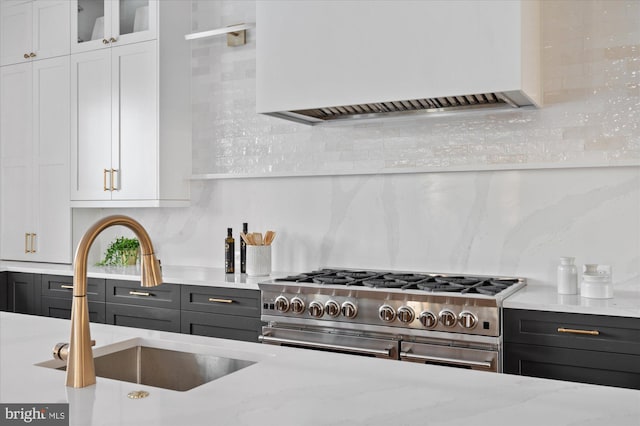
[557,257,578,294]
[246,245,272,277]
[581,264,613,299]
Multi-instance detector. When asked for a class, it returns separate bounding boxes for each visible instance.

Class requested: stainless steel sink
[38,339,258,392]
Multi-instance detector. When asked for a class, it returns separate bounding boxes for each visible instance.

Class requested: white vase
[557,256,578,295]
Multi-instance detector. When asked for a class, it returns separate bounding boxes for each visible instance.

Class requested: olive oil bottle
[225,227,235,273]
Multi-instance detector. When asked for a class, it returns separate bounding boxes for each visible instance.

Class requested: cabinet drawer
[106,303,180,333]
[504,342,640,390]
[504,309,640,355]
[181,286,259,316]
[41,296,105,324]
[41,275,105,302]
[106,280,180,309]
[181,311,261,343]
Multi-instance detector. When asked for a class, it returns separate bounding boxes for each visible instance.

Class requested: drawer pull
[129,291,151,297]
[557,327,600,336]
[60,285,74,290]
[208,298,234,304]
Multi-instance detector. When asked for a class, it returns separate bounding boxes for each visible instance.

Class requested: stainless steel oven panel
[260,287,502,336]
[400,341,499,372]
[260,326,399,359]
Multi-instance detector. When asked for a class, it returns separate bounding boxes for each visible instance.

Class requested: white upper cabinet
[70,1,191,207]
[0,57,71,263]
[0,0,70,66]
[71,0,157,54]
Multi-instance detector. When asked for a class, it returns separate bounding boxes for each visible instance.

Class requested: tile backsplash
[74,1,639,290]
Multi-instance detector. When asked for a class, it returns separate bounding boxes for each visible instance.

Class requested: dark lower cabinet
[3,272,262,343]
[40,275,106,323]
[504,308,640,390]
[106,303,180,332]
[0,272,7,311]
[181,286,262,342]
[7,272,41,315]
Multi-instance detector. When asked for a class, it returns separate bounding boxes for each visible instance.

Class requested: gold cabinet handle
[557,327,600,336]
[103,169,110,191]
[29,52,36,58]
[61,285,74,290]
[24,233,29,253]
[30,233,36,253]
[102,39,109,45]
[129,291,151,297]
[110,37,117,43]
[24,53,30,59]
[209,298,234,304]
[111,168,118,191]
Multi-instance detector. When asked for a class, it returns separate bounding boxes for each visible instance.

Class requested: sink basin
[38,338,258,392]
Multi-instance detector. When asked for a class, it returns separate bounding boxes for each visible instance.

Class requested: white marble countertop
[504,284,640,318]
[0,261,295,291]
[1,312,639,426]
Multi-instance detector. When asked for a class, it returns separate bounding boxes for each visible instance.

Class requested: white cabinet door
[70,49,112,201]
[71,0,157,54]
[0,1,32,66]
[0,63,33,261]
[31,56,70,263]
[32,0,70,61]
[0,58,70,263]
[0,0,69,66]
[111,40,157,200]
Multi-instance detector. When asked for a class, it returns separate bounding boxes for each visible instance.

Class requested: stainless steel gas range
[259,269,526,372]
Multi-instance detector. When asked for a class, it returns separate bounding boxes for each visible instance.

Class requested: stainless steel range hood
[257,1,541,125]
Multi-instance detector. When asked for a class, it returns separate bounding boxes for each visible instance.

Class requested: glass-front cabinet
[71,0,157,53]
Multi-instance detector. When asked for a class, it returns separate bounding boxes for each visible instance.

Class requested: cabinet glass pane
[77,0,105,44]
[119,0,149,36]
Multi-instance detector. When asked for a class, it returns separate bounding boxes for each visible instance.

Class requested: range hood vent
[257,1,541,126]
[282,92,518,124]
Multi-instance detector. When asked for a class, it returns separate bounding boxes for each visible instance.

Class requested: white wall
[73,1,640,290]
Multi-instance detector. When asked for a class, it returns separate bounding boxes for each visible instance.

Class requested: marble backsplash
[72,1,640,292]
[74,166,640,289]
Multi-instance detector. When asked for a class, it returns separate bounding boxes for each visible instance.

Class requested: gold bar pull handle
[30,233,36,253]
[129,291,151,297]
[61,285,74,290]
[24,233,29,253]
[103,169,109,191]
[209,298,234,304]
[111,169,118,191]
[557,327,600,336]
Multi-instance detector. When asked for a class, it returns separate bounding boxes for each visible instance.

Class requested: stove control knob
[325,300,341,317]
[439,309,457,327]
[458,311,478,329]
[341,301,358,319]
[419,311,437,329]
[308,301,324,318]
[378,305,396,322]
[274,296,290,313]
[290,297,305,314]
[397,306,415,323]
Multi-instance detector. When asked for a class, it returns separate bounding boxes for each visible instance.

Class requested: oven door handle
[259,335,393,357]
[400,350,493,369]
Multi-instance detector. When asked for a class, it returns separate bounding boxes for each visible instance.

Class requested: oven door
[400,341,499,372]
[260,326,399,360]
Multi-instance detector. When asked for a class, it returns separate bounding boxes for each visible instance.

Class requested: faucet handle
[52,340,95,361]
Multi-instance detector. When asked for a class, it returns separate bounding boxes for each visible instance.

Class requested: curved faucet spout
[67,215,162,388]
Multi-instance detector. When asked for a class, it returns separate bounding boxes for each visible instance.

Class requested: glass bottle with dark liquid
[240,222,248,273]
[225,227,235,273]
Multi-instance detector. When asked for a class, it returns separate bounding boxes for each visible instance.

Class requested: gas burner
[474,285,505,296]
[434,277,483,287]
[336,271,379,279]
[312,276,355,285]
[383,273,429,282]
[415,282,465,292]
[362,278,407,288]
